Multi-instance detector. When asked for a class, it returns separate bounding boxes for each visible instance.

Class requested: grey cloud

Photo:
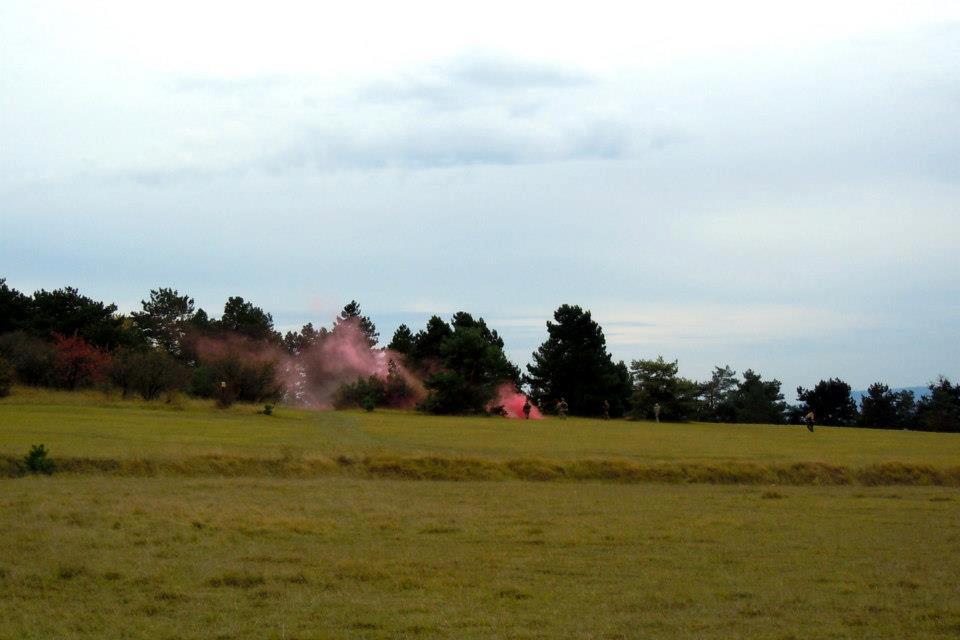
[262,118,641,172]
[446,53,593,89]
[360,53,593,109]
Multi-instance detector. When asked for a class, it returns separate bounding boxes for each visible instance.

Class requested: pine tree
[130,288,195,356]
[333,301,379,348]
[388,324,415,354]
[525,304,631,417]
[796,378,858,426]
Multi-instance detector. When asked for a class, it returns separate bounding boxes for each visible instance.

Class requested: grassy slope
[1,477,958,639]
[1,387,959,466]
[2,388,959,638]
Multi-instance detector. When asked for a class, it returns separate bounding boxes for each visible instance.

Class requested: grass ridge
[2,454,959,486]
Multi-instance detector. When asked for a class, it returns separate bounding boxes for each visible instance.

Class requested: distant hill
[851,386,930,405]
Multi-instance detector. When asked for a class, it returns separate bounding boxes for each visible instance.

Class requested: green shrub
[0,355,13,397]
[334,375,385,409]
[262,404,274,416]
[0,332,55,386]
[24,444,55,475]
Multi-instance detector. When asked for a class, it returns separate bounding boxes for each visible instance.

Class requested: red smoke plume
[492,383,543,419]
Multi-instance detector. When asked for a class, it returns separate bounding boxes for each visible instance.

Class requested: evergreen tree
[28,286,125,349]
[858,383,901,428]
[283,322,327,355]
[130,288,195,357]
[218,297,280,343]
[916,377,960,433]
[388,324,415,354]
[410,316,453,365]
[629,356,699,421]
[419,313,520,414]
[0,278,31,334]
[333,300,378,348]
[699,365,738,422]
[796,378,858,426]
[892,389,917,428]
[728,369,786,424]
[188,308,213,332]
[525,304,631,417]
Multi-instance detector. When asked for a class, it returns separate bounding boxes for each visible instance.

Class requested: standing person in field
[653,403,661,423]
[522,398,532,420]
[602,399,610,420]
[803,410,815,432]
[557,397,569,419]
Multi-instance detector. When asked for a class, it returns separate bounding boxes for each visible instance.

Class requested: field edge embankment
[2,454,960,486]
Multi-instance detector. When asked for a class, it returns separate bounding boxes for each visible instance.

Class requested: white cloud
[596,304,872,347]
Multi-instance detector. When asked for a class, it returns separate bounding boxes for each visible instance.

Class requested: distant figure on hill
[522,398,532,420]
[654,403,661,423]
[602,399,610,420]
[803,411,815,432]
[557,398,569,419]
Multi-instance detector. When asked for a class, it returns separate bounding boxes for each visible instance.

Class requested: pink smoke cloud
[297,319,426,409]
[492,383,543,420]
[190,319,425,410]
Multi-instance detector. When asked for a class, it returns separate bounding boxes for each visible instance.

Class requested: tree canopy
[388,324,415,354]
[727,369,786,424]
[333,300,378,348]
[629,356,699,421]
[218,297,279,343]
[417,313,519,414]
[916,377,960,432]
[797,378,858,426]
[525,304,631,417]
[130,288,195,357]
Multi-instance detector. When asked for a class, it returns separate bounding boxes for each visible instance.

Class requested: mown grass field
[2,386,959,467]
[1,387,959,639]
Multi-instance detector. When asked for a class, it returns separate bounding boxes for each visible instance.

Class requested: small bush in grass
[24,444,54,475]
[262,404,274,416]
[361,396,376,412]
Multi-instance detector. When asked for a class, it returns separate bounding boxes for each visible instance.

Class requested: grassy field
[2,386,959,468]
[1,478,958,639]
[1,387,959,638]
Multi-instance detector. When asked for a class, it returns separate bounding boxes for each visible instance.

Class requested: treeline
[517,304,958,432]
[0,281,289,402]
[0,279,957,432]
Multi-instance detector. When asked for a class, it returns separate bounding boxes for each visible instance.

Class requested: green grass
[1,387,959,638]
[1,477,958,639]
[2,386,958,467]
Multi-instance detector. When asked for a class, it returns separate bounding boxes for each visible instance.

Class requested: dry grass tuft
[207,573,266,589]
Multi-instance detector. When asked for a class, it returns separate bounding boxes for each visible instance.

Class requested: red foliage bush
[51,333,111,389]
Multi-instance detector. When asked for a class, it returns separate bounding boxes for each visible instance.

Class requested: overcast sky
[2,0,959,395]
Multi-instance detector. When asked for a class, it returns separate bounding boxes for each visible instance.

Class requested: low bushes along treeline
[0,278,958,432]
